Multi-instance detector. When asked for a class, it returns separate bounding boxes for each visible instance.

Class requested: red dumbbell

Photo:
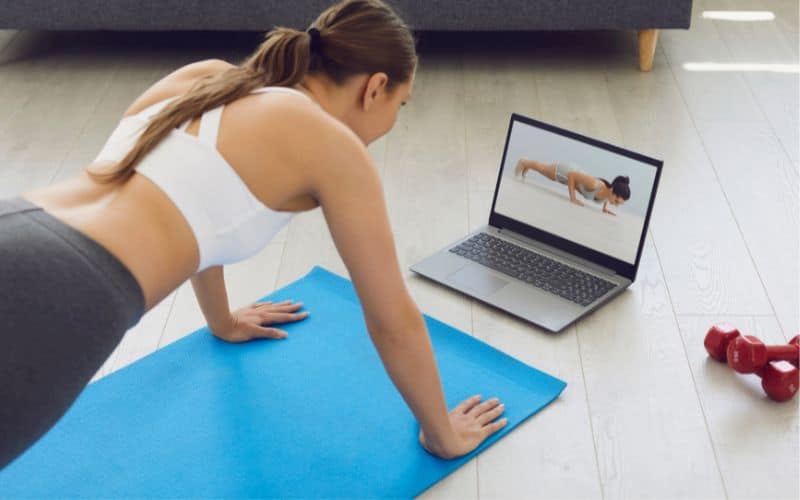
[704,323,741,362]
[755,361,799,402]
[727,335,800,374]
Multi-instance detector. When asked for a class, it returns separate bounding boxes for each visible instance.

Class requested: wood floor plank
[470,300,604,499]
[692,119,799,336]
[377,50,476,499]
[577,239,726,498]
[529,45,728,497]
[660,1,766,124]
[606,48,774,316]
[769,0,800,55]
[607,23,797,498]
[0,32,116,196]
[705,0,798,61]
[676,314,799,500]
[706,0,800,165]
[659,0,798,331]
[702,0,799,58]
[461,49,602,499]
[379,51,473,334]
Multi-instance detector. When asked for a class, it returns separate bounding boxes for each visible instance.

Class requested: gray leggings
[0,196,145,469]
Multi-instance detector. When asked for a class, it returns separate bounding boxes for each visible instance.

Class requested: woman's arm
[566,172,583,205]
[295,110,458,458]
[190,266,309,342]
[567,171,604,207]
[602,202,616,215]
[190,266,236,336]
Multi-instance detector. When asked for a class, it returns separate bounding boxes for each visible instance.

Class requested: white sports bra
[93,86,312,273]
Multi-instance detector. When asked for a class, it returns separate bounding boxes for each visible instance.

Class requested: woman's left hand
[212,300,309,343]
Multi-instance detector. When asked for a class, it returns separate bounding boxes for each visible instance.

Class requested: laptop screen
[490,114,661,270]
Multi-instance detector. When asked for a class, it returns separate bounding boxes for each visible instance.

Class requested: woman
[515,157,631,216]
[0,0,507,468]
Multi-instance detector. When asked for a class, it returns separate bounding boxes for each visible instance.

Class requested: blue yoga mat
[1,266,566,498]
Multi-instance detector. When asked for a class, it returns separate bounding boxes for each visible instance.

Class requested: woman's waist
[19,182,200,311]
[0,196,146,329]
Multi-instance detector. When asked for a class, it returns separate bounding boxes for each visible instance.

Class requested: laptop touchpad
[447,264,510,296]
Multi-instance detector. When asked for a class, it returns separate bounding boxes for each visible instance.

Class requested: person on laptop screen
[514,157,631,215]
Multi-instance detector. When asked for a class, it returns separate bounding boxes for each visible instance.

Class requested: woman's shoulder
[243,91,369,179]
[252,92,358,150]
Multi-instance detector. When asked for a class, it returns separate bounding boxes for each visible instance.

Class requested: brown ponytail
[88,0,417,185]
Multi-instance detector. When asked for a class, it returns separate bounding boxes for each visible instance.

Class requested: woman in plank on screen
[515,157,630,216]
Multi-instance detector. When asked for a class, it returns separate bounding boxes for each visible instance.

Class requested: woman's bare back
[20,61,323,312]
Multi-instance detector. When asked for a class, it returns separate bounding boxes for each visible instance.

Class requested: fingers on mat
[456,394,483,414]
[263,312,308,322]
[276,302,305,312]
[478,403,505,425]
[484,418,508,436]
[470,397,500,416]
[256,326,288,339]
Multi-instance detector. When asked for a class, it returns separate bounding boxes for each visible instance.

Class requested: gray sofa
[0,1,693,70]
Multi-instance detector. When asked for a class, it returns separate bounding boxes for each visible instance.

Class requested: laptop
[410,112,663,333]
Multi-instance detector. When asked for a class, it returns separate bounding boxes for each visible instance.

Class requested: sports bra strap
[197,105,223,147]
[192,87,310,148]
[137,87,311,147]
[135,95,180,120]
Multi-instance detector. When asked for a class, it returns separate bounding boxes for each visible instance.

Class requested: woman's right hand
[419,394,508,459]
[570,197,584,207]
[212,300,308,343]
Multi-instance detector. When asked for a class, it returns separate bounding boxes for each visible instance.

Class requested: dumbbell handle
[765,345,800,364]
[763,334,799,365]
[728,335,799,374]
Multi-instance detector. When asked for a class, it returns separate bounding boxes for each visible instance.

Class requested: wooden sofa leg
[637,29,659,71]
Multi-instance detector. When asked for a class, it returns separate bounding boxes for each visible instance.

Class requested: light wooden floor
[1,1,797,498]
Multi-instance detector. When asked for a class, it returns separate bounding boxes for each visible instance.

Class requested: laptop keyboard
[448,233,617,306]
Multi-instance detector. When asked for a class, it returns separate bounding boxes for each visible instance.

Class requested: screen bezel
[488,113,663,282]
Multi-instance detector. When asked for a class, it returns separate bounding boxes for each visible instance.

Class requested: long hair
[88,0,417,184]
[598,175,631,200]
